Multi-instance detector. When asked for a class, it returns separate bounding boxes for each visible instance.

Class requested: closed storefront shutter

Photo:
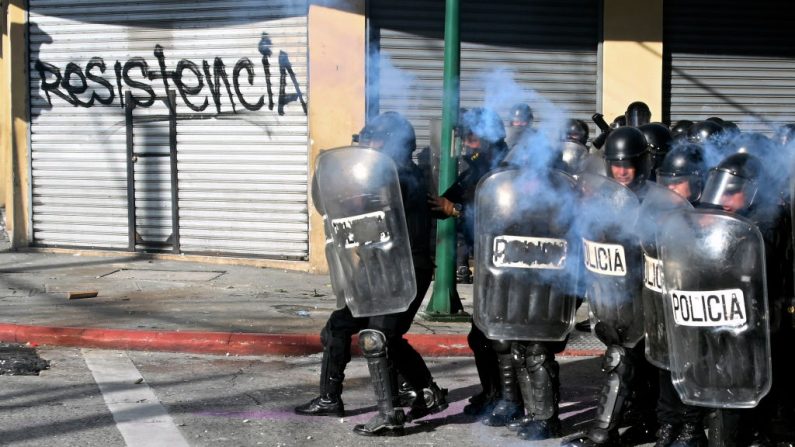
[664,0,795,133]
[369,0,600,148]
[28,0,309,259]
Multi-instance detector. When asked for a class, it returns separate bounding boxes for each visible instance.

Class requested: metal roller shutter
[28,0,309,259]
[369,0,600,147]
[664,0,795,133]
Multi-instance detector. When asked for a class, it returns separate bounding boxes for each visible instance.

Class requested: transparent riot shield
[636,182,693,369]
[312,175,348,310]
[659,209,771,408]
[314,146,416,317]
[473,168,579,341]
[577,173,644,347]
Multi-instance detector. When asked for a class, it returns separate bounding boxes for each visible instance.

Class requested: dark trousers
[657,368,704,425]
[320,268,434,391]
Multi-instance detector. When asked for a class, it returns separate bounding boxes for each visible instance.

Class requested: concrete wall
[306,0,366,273]
[601,0,664,123]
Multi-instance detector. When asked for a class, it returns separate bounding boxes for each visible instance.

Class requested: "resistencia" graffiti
[34,44,307,116]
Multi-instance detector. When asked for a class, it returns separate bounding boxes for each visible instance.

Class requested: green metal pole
[423,0,465,320]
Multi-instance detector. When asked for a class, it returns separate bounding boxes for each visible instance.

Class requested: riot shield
[659,209,771,408]
[312,175,348,310]
[636,182,693,369]
[577,173,644,347]
[314,146,416,317]
[473,168,579,341]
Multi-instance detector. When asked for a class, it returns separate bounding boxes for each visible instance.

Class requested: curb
[0,324,602,357]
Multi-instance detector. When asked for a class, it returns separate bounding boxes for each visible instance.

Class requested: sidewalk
[0,234,604,357]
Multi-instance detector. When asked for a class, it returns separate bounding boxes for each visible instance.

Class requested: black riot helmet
[686,120,724,145]
[509,103,533,127]
[670,120,693,141]
[459,107,506,165]
[701,153,762,214]
[625,101,652,127]
[705,116,725,126]
[358,111,416,166]
[638,123,673,172]
[611,115,627,129]
[604,126,652,190]
[562,118,589,145]
[774,123,795,147]
[554,141,589,175]
[656,144,706,203]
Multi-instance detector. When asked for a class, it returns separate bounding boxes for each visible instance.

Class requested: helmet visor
[656,172,702,203]
[701,169,757,212]
[625,108,651,127]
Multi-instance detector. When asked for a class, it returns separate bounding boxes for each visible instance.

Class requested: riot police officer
[563,127,658,447]
[296,112,447,437]
[505,103,535,149]
[563,118,590,146]
[670,120,693,142]
[604,126,653,194]
[774,123,795,147]
[638,123,673,182]
[652,145,709,447]
[686,120,723,146]
[659,153,778,446]
[625,101,652,127]
[429,107,509,418]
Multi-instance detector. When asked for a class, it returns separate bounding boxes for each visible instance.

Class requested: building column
[1,0,30,247]
[601,0,664,123]
[307,0,366,273]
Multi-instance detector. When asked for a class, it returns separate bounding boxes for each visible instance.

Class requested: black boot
[515,343,561,440]
[294,393,344,417]
[518,417,561,441]
[482,348,523,427]
[406,382,448,421]
[560,428,620,447]
[465,325,499,416]
[353,330,405,437]
[353,410,405,437]
[395,379,417,408]
[670,423,706,447]
[463,391,497,416]
[620,416,658,446]
[295,348,345,416]
[655,423,679,447]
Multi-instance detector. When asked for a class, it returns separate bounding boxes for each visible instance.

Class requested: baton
[592,113,610,132]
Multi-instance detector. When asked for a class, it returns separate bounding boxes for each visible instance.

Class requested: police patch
[331,211,390,248]
[583,239,627,276]
[670,288,747,327]
[492,235,567,269]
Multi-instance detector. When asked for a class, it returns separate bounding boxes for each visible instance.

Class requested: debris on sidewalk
[45,285,99,300]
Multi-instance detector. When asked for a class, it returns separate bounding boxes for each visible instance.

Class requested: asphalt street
[0,346,650,447]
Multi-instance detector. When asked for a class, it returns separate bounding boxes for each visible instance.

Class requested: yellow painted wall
[1,0,30,247]
[307,1,366,273]
[1,0,9,209]
[602,0,663,123]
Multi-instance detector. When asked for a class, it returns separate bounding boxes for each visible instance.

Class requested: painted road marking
[82,349,190,447]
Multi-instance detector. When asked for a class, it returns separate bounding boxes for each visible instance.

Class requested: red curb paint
[0,323,601,357]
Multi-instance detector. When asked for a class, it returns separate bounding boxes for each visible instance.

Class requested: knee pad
[602,345,632,379]
[492,339,512,354]
[359,329,387,358]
